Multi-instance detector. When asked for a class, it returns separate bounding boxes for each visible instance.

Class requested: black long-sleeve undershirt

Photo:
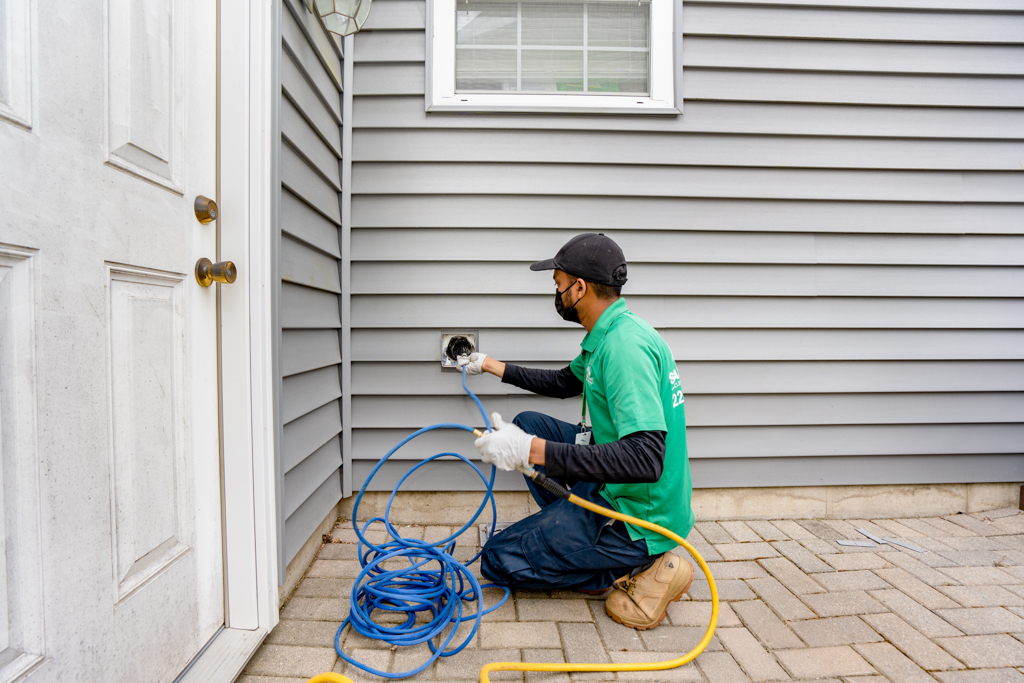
[501,363,583,399]
[500,363,667,484]
[545,430,666,484]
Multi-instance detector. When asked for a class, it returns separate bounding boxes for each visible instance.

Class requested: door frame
[178,0,282,676]
[193,0,279,661]
[220,0,279,630]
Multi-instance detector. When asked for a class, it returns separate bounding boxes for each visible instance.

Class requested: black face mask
[555,279,583,324]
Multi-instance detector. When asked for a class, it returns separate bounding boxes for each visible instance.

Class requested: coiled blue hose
[333,367,510,678]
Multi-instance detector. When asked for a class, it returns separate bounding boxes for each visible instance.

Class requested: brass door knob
[195,258,237,287]
[194,195,218,224]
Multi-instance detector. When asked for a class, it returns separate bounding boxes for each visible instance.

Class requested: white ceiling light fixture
[308,0,372,36]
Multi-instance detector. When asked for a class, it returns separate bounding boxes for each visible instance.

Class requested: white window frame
[426,0,679,114]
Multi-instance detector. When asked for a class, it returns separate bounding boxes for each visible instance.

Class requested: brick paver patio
[238,507,1024,682]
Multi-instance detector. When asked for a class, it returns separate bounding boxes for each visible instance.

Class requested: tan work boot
[604,552,694,630]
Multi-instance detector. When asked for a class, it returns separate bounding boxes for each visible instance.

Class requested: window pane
[522,49,584,91]
[454,0,652,95]
[588,1,649,48]
[521,3,583,46]
[457,3,517,45]
[587,50,648,93]
[456,48,518,90]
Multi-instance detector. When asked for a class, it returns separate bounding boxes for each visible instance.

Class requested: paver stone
[938,584,1024,608]
[481,621,559,649]
[639,625,723,653]
[770,540,833,573]
[940,566,1021,585]
[716,627,790,681]
[731,600,804,649]
[812,570,889,593]
[517,599,593,622]
[935,670,1024,683]
[746,577,816,620]
[852,642,934,683]
[243,644,339,679]
[860,612,965,670]
[775,645,875,678]
[868,589,963,638]
[721,521,763,543]
[936,634,1024,668]
[872,567,960,609]
[716,543,780,561]
[668,600,740,628]
[934,607,1024,635]
[800,591,887,618]
[758,557,825,595]
[694,651,750,683]
[788,616,882,647]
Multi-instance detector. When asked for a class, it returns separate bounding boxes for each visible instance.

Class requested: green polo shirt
[568,298,693,555]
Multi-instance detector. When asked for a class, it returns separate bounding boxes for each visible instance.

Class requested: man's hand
[457,352,488,375]
[474,412,533,471]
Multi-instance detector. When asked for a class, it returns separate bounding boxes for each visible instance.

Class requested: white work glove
[474,413,533,472]
[457,352,487,375]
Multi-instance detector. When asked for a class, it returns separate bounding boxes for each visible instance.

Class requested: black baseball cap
[530,233,628,286]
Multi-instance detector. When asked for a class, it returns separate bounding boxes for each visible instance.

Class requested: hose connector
[516,463,537,478]
[531,470,571,501]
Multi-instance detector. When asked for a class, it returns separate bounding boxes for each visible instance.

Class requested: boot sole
[605,562,695,631]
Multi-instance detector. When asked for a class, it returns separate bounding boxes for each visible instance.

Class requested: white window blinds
[455,0,651,95]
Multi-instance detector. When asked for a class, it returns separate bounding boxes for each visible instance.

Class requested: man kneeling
[461,233,695,631]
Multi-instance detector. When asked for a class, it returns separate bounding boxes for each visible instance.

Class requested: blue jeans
[479,411,659,591]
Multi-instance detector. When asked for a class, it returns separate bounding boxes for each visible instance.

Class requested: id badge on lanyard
[577,380,592,445]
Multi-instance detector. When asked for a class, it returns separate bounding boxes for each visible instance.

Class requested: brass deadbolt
[195,258,237,287]
[194,195,218,224]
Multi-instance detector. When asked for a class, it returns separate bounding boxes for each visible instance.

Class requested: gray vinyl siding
[275,0,345,570]
[343,0,1024,494]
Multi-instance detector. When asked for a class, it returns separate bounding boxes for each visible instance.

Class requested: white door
[0,0,225,681]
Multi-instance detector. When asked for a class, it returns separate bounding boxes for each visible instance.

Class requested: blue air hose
[333,367,510,679]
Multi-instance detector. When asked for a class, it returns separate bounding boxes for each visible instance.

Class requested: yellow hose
[304,494,718,683]
[479,494,718,682]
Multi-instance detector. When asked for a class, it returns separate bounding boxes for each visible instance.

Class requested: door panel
[107,0,184,190]
[0,247,45,681]
[0,0,224,679]
[108,268,191,604]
